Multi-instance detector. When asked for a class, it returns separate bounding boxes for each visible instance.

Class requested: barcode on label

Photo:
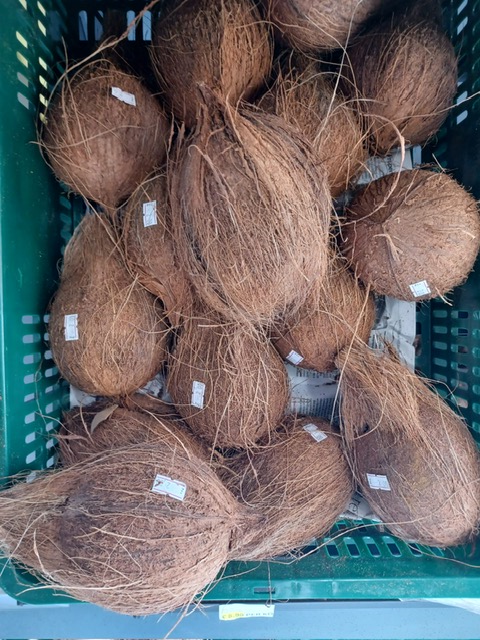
[219,603,275,621]
[142,200,157,227]
[409,280,431,297]
[111,86,136,106]
[151,473,186,501]
[191,380,206,409]
[286,349,304,365]
[303,423,328,442]
[367,473,391,491]
[64,314,78,341]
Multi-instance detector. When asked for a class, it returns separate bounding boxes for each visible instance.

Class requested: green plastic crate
[1,0,480,607]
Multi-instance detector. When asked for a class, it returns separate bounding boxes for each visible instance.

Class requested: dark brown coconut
[49,214,169,396]
[272,260,375,372]
[170,88,332,326]
[341,169,480,301]
[167,309,289,449]
[258,56,366,197]
[337,342,480,547]
[0,442,259,614]
[150,0,272,128]
[122,172,193,325]
[221,415,354,560]
[59,403,210,466]
[265,0,384,51]
[42,59,169,211]
[344,19,457,154]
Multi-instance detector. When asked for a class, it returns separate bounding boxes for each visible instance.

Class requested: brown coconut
[258,56,366,197]
[341,169,480,301]
[265,0,384,51]
[59,402,210,466]
[49,214,169,396]
[122,172,193,325]
[221,415,353,560]
[167,309,289,449]
[344,19,457,154]
[0,442,260,614]
[42,59,169,212]
[170,88,332,326]
[272,259,375,372]
[336,341,480,547]
[150,0,272,128]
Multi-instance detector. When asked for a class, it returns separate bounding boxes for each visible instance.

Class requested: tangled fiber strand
[336,341,480,547]
[170,87,332,326]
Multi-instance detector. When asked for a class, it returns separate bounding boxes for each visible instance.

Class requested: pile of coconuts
[2,0,480,617]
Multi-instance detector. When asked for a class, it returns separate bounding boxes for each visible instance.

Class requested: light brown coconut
[42,59,169,212]
[272,259,375,372]
[344,19,457,154]
[0,442,260,614]
[336,341,480,547]
[258,56,366,197]
[221,415,354,560]
[265,0,384,51]
[49,214,169,396]
[341,169,480,301]
[122,172,193,325]
[170,87,332,326]
[59,402,210,466]
[167,309,289,449]
[150,0,272,128]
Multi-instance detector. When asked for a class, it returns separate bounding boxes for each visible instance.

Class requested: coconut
[122,172,193,325]
[341,169,480,301]
[272,259,375,372]
[265,0,384,51]
[221,415,353,560]
[170,88,332,326]
[336,341,480,547]
[258,56,366,197]
[59,402,210,466]
[42,59,169,212]
[344,19,457,154]
[167,309,289,449]
[49,214,169,396]
[0,442,259,614]
[150,0,272,128]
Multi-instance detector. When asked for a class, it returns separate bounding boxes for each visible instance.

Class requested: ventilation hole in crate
[408,543,422,557]
[452,310,469,319]
[16,31,28,48]
[24,373,35,384]
[433,325,448,334]
[143,11,152,40]
[39,75,48,90]
[472,403,480,415]
[37,0,46,15]
[46,455,56,468]
[456,109,468,125]
[44,332,49,341]
[23,333,41,344]
[433,373,448,383]
[45,367,58,378]
[457,71,468,87]
[344,538,360,557]
[473,367,480,377]
[18,0,27,8]
[25,432,36,445]
[452,362,469,373]
[46,438,56,450]
[451,379,468,391]
[455,396,469,409]
[17,72,29,88]
[433,310,448,318]
[325,542,339,557]
[39,93,48,107]
[45,401,58,414]
[43,313,50,323]
[452,344,469,354]
[433,357,447,368]
[45,421,55,432]
[78,10,88,41]
[24,392,36,403]
[457,0,469,12]
[24,412,36,425]
[23,353,41,366]
[45,383,59,395]
[26,451,37,464]
[17,92,30,110]
[472,421,480,433]
[127,10,136,40]
[363,537,381,557]
[383,537,402,557]
[433,341,447,351]
[22,315,40,325]
[94,12,103,41]
[38,56,48,72]
[456,90,468,105]
[44,349,53,360]
[457,16,469,34]
[336,521,347,530]
[452,327,469,337]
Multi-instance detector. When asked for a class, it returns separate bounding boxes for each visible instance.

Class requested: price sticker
[111,86,136,106]
[367,473,391,491]
[191,380,206,409]
[151,474,186,501]
[303,423,328,442]
[142,200,157,227]
[64,314,78,341]
[286,349,304,365]
[409,280,431,297]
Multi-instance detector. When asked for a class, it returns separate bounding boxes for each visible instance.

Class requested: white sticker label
[111,86,136,106]
[151,474,186,501]
[219,603,275,621]
[286,349,304,365]
[64,314,78,341]
[303,423,328,442]
[367,473,391,491]
[142,200,157,227]
[409,280,431,298]
[191,380,206,409]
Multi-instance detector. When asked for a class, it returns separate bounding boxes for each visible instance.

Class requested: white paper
[219,603,275,621]
[367,473,391,491]
[286,364,338,420]
[151,473,186,501]
[357,147,414,185]
[303,422,328,442]
[341,492,382,521]
[142,200,157,227]
[191,380,206,409]
[370,296,416,371]
[409,280,431,298]
[64,314,78,341]
[286,349,304,365]
[111,86,136,106]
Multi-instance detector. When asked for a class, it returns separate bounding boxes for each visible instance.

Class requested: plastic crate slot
[452,310,469,319]
[25,451,36,465]
[433,309,448,318]
[457,0,469,13]
[23,353,41,365]
[21,315,40,326]
[143,11,152,40]
[433,341,448,350]
[38,56,48,71]
[452,362,469,372]
[18,0,27,8]
[23,393,36,403]
[433,325,448,334]
[23,373,36,385]
[473,347,480,358]
[44,349,53,361]
[43,332,49,341]
[363,537,381,558]
[457,71,468,86]
[46,438,55,450]
[24,432,36,445]
[37,19,47,37]
[472,421,480,433]
[433,357,448,367]
[44,367,58,378]
[408,543,423,557]
[39,75,48,90]
[127,10,136,40]
[452,327,469,336]
[456,109,469,124]
[325,543,339,558]
[253,587,275,594]
[24,412,36,425]
[45,383,59,395]
[452,344,469,353]
[433,373,448,383]
[343,538,360,558]
[383,537,402,557]
[94,12,104,41]
[22,333,41,344]
[17,92,31,110]
[451,378,468,391]
[17,72,29,88]
[46,455,56,468]
[37,0,46,16]
[45,421,55,433]
[45,401,59,414]
[78,10,88,41]
[15,32,28,49]
[456,90,469,104]
[454,395,469,408]
[457,16,469,34]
